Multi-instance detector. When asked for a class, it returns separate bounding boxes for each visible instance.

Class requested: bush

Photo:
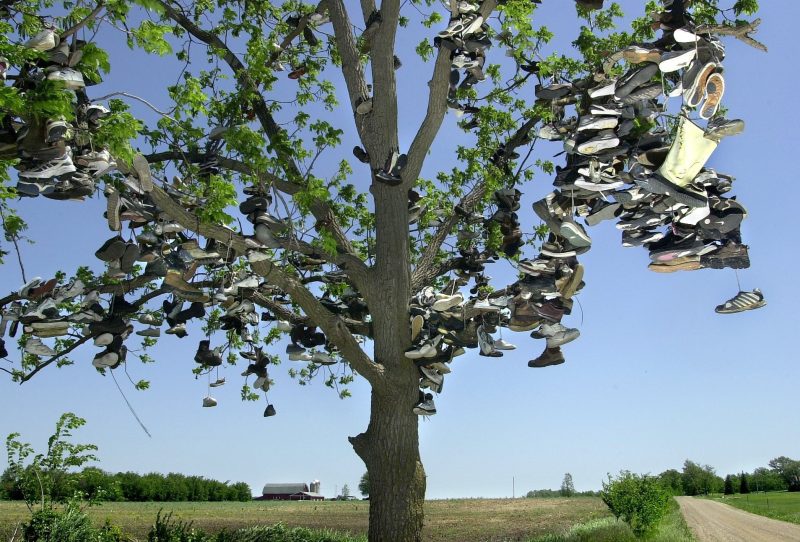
[601,471,671,539]
[147,510,211,542]
[21,501,128,542]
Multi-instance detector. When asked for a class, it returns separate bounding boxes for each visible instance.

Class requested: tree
[358,471,370,497]
[681,460,723,496]
[560,473,575,498]
[0,0,764,539]
[768,456,800,492]
[4,413,98,511]
[601,471,671,539]
[341,483,351,499]
[657,469,684,496]
[750,467,787,492]
[739,471,749,494]
[723,474,734,495]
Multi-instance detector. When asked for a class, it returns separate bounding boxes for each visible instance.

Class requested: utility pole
[512,477,515,499]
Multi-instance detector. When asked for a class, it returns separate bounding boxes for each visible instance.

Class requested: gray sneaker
[704,117,744,141]
[413,393,436,415]
[24,337,56,356]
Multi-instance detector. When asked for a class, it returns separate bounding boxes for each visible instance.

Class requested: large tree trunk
[350,385,426,542]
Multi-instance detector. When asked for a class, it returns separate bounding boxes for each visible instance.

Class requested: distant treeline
[525,456,800,498]
[525,489,598,498]
[1,467,252,502]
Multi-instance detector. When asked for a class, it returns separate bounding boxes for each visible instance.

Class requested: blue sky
[1,0,796,500]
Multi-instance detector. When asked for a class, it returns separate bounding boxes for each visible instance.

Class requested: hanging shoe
[715,289,765,314]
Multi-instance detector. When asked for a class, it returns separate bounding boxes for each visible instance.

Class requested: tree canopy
[0,0,764,539]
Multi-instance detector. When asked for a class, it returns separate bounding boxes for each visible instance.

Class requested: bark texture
[351,385,426,542]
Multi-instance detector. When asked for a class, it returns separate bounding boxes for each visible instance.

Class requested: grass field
[0,498,612,542]
[712,491,800,525]
[0,496,698,541]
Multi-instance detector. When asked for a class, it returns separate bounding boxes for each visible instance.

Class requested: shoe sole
[614,64,659,100]
[645,175,708,208]
[132,154,154,191]
[560,222,591,247]
[715,300,766,314]
[648,260,702,273]
[684,62,716,107]
[576,136,619,155]
[585,203,621,227]
[577,118,618,132]
[700,73,725,120]
[106,189,121,231]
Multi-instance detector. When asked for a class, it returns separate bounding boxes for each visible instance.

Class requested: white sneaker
[46,67,85,90]
[94,332,114,346]
[202,396,218,407]
[673,28,700,43]
[432,293,463,312]
[19,151,76,179]
[25,337,56,356]
[659,49,696,73]
[472,299,499,312]
[276,320,292,332]
[494,338,516,350]
[25,27,58,52]
[288,350,313,362]
[311,352,337,365]
[456,1,479,13]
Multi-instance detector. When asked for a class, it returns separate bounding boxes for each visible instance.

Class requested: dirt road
[676,496,800,542]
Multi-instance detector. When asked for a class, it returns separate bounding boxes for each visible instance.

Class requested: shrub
[147,510,211,542]
[601,471,671,539]
[21,500,128,542]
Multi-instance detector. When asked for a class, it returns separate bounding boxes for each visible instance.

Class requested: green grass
[529,499,695,542]
[711,491,800,525]
[0,497,610,542]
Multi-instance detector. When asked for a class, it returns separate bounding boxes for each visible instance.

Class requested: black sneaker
[714,289,765,314]
[352,146,370,164]
[264,404,277,417]
[95,236,126,262]
[239,196,270,215]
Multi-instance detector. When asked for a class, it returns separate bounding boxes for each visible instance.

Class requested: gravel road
[676,496,800,542]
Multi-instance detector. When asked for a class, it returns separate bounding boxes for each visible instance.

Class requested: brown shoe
[509,299,542,332]
[528,347,565,368]
[622,46,661,64]
[558,264,584,299]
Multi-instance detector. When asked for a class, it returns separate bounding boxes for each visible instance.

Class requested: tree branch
[147,183,382,384]
[19,335,92,383]
[145,151,367,289]
[60,2,104,40]
[697,18,767,52]
[404,46,452,187]
[411,115,540,291]
[328,0,370,126]
[143,150,370,289]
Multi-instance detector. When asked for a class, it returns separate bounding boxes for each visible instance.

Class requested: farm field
[712,492,800,525]
[0,497,610,542]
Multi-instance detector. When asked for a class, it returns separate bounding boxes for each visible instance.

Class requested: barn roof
[262,483,309,494]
